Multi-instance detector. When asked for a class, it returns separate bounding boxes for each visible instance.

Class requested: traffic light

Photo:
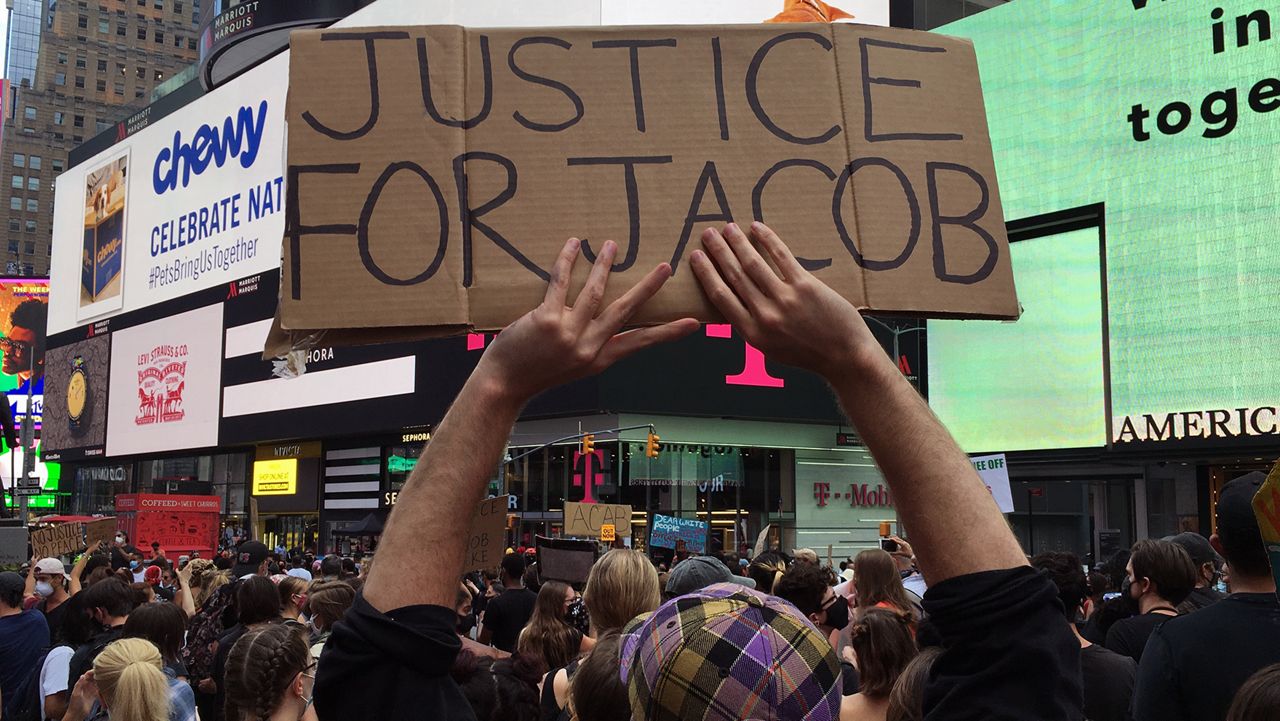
[645,432,661,458]
[581,434,595,455]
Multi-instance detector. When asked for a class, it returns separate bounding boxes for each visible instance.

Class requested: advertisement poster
[107,304,224,456]
[48,54,287,335]
[0,279,49,431]
[43,334,110,459]
[79,154,128,319]
[115,493,221,556]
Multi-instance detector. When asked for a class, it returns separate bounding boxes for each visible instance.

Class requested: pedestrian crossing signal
[645,432,661,458]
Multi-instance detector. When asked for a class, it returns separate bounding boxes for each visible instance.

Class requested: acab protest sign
[279,23,1018,341]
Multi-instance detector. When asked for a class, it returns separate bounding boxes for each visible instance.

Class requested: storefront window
[71,464,132,514]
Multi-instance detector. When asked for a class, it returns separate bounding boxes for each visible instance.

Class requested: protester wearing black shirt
[315,229,1082,721]
[1032,551,1136,721]
[478,554,537,653]
[1105,539,1195,662]
[1134,472,1280,721]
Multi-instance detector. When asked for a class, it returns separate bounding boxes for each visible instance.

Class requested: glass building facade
[6,0,44,89]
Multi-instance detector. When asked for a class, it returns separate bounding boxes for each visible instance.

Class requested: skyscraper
[1,0,211,275]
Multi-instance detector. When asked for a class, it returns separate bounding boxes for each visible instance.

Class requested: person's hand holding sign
[478,237,700,404]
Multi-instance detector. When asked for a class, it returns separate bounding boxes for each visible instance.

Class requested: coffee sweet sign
[279,23,1017,338]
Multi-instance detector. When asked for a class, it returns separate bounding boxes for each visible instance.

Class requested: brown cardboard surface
[465,495,509,572]
[31,523,84,559]
[563,501,632,538]
[281,23,1017,337]
[83,518,118,550]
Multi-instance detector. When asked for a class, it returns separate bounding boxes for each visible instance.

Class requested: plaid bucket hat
[620,582,842,721]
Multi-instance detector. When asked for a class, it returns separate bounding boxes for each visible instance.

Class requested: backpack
[6,649,52,721]
[183,579,241,680]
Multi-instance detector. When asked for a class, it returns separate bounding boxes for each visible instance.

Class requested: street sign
[13,486,41,496]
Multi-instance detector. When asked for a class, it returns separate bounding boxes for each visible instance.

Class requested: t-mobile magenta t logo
[706,324,784,388]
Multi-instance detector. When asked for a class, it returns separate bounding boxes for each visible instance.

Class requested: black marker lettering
[591,38,678,133]
[670,161,733,272]
[358,162,449,285]
[302,32,409,140]
[712,37,729,141]
[925,161,998,284]
[285,163,360,300]
[860,37,963,142]
[832,157,920,271]
[507,36,584,132]
[566,156,673,272]
[746,32,840,145]
[451,152,545,287]
[752,158,836,270]
[417,35,493,129]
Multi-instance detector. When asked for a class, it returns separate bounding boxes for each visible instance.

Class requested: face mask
[129,561,140,570]
[822,597,850,631]
[115,535,124,544]
[456,613,476,635]
[34,581,54,597]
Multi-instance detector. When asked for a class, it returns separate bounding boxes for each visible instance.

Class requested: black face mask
[822,598,850,631]
[456,613,476,636]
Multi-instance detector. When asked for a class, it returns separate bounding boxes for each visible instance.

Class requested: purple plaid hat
[620,582,842,721]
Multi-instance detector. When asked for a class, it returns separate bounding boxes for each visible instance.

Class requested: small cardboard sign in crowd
[27,518,118,560]
[278,22,1017,345]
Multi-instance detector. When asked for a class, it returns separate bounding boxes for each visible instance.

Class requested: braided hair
[224,622,311,721]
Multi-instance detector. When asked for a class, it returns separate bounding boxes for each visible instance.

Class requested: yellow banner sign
[252,458,297,495]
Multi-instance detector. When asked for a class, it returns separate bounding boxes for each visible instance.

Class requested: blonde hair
[196,569,231,609]
[93,638,172,721]
[582,549,661,634]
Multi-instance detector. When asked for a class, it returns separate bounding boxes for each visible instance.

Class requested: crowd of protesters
[1,223,1278,721]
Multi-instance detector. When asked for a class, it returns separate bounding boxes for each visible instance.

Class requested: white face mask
[115,535,125,544]
[34,581,54,597]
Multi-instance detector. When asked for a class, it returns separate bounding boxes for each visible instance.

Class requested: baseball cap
[1165,532,1217,567]
[34,557,70,580]
[231,540,270,577]
[621,582,842,721]
[0,571,25,604]
[665,556,756,597]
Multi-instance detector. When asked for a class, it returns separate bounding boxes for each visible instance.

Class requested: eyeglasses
[0,337,31,354]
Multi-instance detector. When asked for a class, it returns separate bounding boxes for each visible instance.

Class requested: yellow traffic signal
[645,432,661,458]
[582,434,596,455]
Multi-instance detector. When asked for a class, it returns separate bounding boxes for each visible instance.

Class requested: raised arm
[69,542,99,596]
[363,239,698,612]
[175,562,195,617]
[689,223,1026,584]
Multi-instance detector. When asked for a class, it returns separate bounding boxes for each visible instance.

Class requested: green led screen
[941,2,1280,443]
[929,228,1106,452]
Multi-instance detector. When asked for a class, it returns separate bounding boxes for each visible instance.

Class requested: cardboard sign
[83,518,118,550]
[280,23,1017,341]
[600,523,616,542]
[563,501,632,538]
[1252,463,1280,601]
[0,526,28,567]
[466,496,509,572]
[971,453,1013,513]
[650,513,708,553]
[536,535,598,584]
[30,523,85,559]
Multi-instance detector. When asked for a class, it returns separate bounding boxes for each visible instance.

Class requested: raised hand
[478,238,700,403]
[688,222,886,381]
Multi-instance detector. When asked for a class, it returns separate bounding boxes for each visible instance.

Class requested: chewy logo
[152,100,268,195]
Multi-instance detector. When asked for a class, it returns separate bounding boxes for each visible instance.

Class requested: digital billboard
[0,279,49,431]
[943,2,1280,446]
[928,227,1107,453]
[106,304,224,456]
